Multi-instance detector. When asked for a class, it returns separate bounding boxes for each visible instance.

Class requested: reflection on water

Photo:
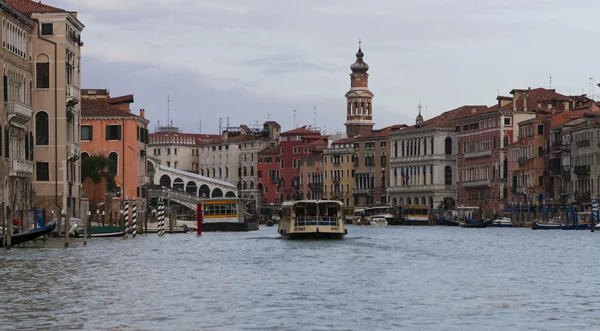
[1,226,600,330]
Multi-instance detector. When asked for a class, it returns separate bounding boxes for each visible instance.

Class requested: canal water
[1,226,599,331]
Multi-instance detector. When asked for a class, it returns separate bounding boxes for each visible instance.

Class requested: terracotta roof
[82,99,138,118]
[264,121,280,126]
[258,145,281,154]
[240,125,251,132]
[282,126,321,136]
[6,0,65,13]
[332,137,355,145]
[108,95,134,105]
[549,110,593,129]
[399,105,488,131]
[82,89,109,96]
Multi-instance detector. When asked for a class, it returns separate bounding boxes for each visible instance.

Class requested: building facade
[257,126,322,205]
[7,0,87,216]
[149,126,217,173]
[80,91,149,202]
[322,138,355,207]
[387,105,474,209]
[298,150,324,201]
[0,1,35,222]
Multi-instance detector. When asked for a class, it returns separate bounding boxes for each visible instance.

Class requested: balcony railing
[551,141,562,148]
[9,159,33,177]
[332,177,341,183]
[575,191,591,202]
[574,165,590,176]
[464,150,492,159]
[576,140,590,147]
[66,85,80,100]
[352,188,371,195]
[518,157,526,165]
[332,162,341,167]
[462,179,491,188]
[6,100,32,126]
[67,142,79,158]
[308,182,322,191]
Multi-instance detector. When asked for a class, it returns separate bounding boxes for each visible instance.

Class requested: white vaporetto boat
[278,200,347,239]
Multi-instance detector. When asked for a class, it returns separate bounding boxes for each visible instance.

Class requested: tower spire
[416,101,424,125]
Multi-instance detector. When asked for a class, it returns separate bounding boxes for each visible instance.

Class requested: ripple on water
[1,226,600,330]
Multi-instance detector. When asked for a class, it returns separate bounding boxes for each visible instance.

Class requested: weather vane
[358,38,362,48]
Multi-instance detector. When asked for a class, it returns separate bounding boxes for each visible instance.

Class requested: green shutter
[105,125,110,140]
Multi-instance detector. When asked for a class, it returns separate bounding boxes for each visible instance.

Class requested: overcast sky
[56,0,600,135]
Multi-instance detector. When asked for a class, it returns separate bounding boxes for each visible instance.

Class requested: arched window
[503,135,509,148]
[250,166,254,176]
[35,111,49,145]
[36,53,50,89]
[445,137,452,155]
[243,166,247,177]
[444,166,452,185]
[108,152,118,175]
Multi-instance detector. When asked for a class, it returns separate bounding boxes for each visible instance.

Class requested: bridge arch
[173,178,184,191]
[159,175,171,188]
[212,188,223,198]
[186,181,197,195]
[199,184,210,198]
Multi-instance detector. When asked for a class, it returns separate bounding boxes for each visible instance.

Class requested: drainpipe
[122,118,125,199]
[36,21,59,211]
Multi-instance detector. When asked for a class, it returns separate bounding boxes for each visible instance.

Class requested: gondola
[0,221,57,247]
[435,218,460,226]
[460,219,492,228]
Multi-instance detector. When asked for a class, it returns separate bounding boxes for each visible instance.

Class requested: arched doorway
[225,191,236,198]
[392,197,397,206]
[185,181,197,195]
[173,178,184,191]
[406,197,412,205]
[212,188,223,198]
[414,197,420,205]
[159,175,171,188]
[421,197,426,205]
[429,197,434,209]
[399,197,404,205]
[199,185,210,198]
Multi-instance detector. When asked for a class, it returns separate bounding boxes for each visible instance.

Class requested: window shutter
[29,132,33,160]
[136,125,140,141]
[5,128,8,158]
[118,125,122,140]
[105,125,110,140]
[89,125,93,141]
[25,132,29,159]
[0,124,2,157]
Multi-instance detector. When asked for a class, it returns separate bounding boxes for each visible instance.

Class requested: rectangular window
[36,63,49,88]
[36,162,50,181]
[105,125,122,140]
[81,125,93,141]
[41,23,53,35]
[504,118,511,126]
[537,124,544,135]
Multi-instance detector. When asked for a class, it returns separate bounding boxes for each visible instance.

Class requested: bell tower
[345,39,374,137]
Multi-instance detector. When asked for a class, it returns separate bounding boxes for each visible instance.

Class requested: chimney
[140,109,145,118]
[222,130,229,141]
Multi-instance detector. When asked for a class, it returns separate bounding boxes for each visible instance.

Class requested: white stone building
[387,105,467,209]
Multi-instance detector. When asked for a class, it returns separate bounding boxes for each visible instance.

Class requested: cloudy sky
[55,0,600,135]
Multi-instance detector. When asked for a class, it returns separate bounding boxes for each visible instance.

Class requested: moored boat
[278,200,347,239]
[0,221,57,247]
[369,216,388,226]
[435,218,459,226]
[199,198,259,232]
[72,225,125,237]
[490,217,514,228]
[460,219,492,228]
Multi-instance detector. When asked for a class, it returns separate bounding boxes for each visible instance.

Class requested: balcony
[352,188,371,196]
[332,176,341,183]
[308,182,322,191]
[518,157,526,165]
[574,165,590,176]
[515,186,525,194]
[575,191,591,202]
[6,100,32,127]
[576,140,590,147]
[9,159,33,177]
[462,179,491,188]
[66,85,80,101]
[332,162,341,167]
[270,177,280,184]
[464,150,491,159]
[551,141,562,149]
[67,142,79,159]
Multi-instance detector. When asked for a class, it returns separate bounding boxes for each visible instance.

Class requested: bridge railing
[148,187,201,209]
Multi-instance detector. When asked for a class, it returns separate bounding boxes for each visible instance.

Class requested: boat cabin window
[204,202,238,215]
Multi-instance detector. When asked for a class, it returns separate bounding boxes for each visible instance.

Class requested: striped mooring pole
[158,200,164,236]
[124,198,130,239]
[132,199,137,238]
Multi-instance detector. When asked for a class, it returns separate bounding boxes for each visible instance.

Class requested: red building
[456,88,586,217]
[257,126,323,205]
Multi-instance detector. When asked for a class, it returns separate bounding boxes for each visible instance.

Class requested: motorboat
[278,200,347,239]
[369,216,388,226]
[490,217,514,228]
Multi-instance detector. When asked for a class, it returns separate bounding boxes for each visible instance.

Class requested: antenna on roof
[267,112,270,121]
[590,77,594,96]
[549,74,552,89]
[219,118,222,134]
[313,106,317,130]
[426,106,428,120]
[167,95,170,127]
[293,109,297,128]
[198,120,202,134]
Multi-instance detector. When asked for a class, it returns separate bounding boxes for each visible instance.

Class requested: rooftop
[6,0,65,13]
[81,98,138,119]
